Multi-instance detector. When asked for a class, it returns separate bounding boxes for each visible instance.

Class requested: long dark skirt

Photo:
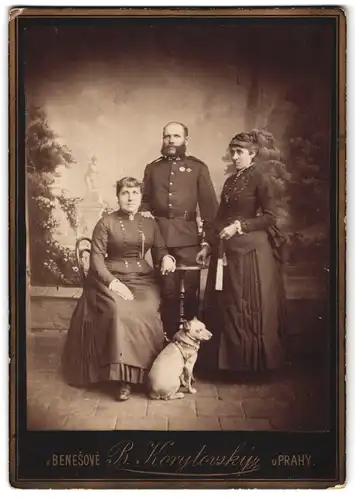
[200,231,286,373]
[62,271,165,387]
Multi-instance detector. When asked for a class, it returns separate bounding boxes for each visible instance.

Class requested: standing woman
[197,130,288,374]
[62,177,176,401]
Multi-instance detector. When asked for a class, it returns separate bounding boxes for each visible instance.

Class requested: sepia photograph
[10,7,345,488]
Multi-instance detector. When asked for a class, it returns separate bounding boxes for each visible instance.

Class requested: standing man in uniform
[140,121,218,337]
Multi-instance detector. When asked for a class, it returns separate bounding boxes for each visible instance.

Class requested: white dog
[147,317,212,400]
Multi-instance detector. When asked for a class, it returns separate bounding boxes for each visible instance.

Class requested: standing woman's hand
[219,220,243,240]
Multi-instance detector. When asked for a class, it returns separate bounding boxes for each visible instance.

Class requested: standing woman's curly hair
[229,129,282,162]
[227,129,291,221]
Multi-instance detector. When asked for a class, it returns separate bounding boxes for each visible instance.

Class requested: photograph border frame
[9,6,346,489]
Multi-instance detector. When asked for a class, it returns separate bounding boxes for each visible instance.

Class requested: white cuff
[201,242,211,249]
[233,220,244,234]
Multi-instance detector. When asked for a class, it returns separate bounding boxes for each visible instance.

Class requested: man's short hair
[163,121,189,138]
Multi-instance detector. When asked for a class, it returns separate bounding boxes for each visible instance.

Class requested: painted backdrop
[24,18,333,285]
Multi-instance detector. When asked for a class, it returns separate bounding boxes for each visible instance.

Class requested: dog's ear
[182,320,191,332]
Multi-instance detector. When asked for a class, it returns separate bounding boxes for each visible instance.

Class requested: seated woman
[62,177,176,401]
[197,130,288,376]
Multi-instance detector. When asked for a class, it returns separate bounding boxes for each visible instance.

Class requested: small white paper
[215,258,224,290]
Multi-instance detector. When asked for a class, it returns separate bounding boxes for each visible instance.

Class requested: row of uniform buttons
[168,159,190,207]
[168,162,176,207]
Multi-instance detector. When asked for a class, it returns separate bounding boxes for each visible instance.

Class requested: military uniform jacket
[141,155,218,248]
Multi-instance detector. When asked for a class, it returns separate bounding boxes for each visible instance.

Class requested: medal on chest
[178,165,192,173]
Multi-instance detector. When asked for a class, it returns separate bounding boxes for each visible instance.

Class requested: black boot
[115,382,131,402]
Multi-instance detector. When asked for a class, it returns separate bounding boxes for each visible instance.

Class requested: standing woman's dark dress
[202,162,287,372]
[62,210,168,387]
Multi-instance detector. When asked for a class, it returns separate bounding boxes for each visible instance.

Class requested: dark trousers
[159,245,200,337]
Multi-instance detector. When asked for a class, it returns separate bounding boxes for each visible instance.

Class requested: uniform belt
[153,210,197,221]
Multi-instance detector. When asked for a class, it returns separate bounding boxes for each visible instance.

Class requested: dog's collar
[173,340,199,362]
[183,331,201,344]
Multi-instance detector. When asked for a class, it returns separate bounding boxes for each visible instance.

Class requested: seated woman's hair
[229,129,281,161]
[116,177,142,197]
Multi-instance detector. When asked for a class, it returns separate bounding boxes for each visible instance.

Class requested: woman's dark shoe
[116,383,131,401]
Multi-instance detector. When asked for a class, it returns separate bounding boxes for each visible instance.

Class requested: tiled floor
[27,330,330,432]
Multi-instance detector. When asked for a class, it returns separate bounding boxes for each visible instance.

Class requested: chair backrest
[75,237,92,285]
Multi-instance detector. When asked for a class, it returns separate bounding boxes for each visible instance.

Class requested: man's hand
[140,210,154,219]
[109,279,134,300]
[161,255,176,275]
[219,221,243,240]
[196,246,210,266]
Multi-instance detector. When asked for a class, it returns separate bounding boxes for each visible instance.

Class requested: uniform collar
[163,154,186,161]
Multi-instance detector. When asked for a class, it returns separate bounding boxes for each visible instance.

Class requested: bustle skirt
[200,230,286,372]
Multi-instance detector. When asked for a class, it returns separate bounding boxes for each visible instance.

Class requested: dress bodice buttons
[118,214,145,269]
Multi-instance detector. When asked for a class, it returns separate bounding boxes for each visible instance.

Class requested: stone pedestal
[77,193,105,238]
[51,199,77,248]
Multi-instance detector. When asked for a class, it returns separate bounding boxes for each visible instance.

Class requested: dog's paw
[148,393,161,400]
[188,387,197,394]
[163,392,185,400]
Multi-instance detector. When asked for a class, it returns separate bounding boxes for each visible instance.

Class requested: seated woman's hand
[160,255,176,275]
[219,220,243,240]
[109,279,134,300]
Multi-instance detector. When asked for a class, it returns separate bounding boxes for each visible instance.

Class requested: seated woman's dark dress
[201,162,287,373]
[62,210,168,387]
